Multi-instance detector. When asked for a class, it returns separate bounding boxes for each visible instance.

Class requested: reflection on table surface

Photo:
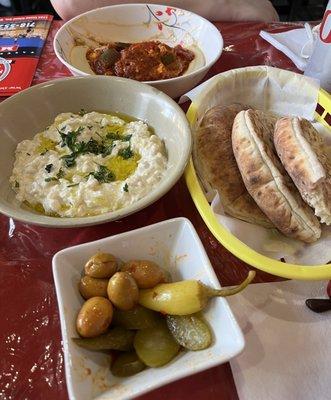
[0,19,304,400]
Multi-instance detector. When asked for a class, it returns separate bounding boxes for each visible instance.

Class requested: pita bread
[274,117,331,225]
[193,104,273,227]
[232,109,321,243]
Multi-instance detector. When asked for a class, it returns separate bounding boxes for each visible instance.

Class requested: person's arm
[50,0,279,22]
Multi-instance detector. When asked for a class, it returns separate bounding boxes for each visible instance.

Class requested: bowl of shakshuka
[54,4,223,98]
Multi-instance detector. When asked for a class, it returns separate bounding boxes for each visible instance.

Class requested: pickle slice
[72,326,135,351]
[166,314,212,351]
[134,321,180,367]
[111,351,146,377]
[113,305,161,330]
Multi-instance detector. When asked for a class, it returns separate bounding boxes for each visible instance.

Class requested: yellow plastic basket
[185,75,331,281]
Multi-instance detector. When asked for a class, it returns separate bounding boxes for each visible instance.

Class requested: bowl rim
[53,3,223,85]
[0,75,192,228]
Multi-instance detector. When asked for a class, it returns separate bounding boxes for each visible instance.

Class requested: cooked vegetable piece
[121,260,167,289]
[161,53,175,65]
[99,47,120,67]
[166,314,212,350]
[85,253,118,278]
[72,327,135,351]
[76,296,113,337]
[79,276,109,299]
[134,321,180,367]
[111,351,146,377]
[107,271,139,310]
[115,42,131,50]
[113,305,162,329]
[139,271,256,315]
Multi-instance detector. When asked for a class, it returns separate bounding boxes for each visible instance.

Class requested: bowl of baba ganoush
[0,76,191,227]
[54,4,223,98]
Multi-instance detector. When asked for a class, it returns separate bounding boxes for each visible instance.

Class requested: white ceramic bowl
[54,4,223,98]
[0,76,191,227]
[52,217,245,400]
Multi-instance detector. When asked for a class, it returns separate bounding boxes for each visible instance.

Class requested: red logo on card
[0,57,11,81]
[0,45,19,52]
[320,10,331,43]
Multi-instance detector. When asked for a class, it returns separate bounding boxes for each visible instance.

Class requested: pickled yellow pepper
[139,271,255,315]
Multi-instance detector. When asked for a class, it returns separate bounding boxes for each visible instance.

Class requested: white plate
[52,217,244,400]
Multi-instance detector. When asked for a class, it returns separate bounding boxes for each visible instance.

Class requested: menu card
[0,14,53,97]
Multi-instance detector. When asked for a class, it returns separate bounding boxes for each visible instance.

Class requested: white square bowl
[52,217,244,400]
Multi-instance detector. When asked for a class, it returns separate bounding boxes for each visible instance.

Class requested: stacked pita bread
[194,105,331,244]
[232,110,321,243]
[193,104,273,227]
[274,117,331,226]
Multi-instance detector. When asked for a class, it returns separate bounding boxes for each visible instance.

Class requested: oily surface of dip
[10,112,167,217]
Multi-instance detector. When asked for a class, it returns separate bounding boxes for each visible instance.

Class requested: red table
[0,20,305,400]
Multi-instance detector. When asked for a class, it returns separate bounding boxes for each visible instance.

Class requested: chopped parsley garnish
[123,134,132,142]
[59,127,83,151]
[57,168,65,179]
[45,163,53,173]
[67,183,79,188]
[61,153,77,168]
[123,183,129,192]
[102,132,131,157]
[45,177,58,182]
[87,125,93,130]
[105,132,122,141]
[45,168,65,182]
[102,145,114,157]
[14,181,19,188]
[89,165,115,183]
[40,149,48,156]
[57,123,131,169]
[82,139,105,155]
[26,153,31,156]
[78,108,87,116]
[118,146,133,160]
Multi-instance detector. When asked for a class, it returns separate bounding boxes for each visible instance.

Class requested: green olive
[76,296,113,338]
[84,253,118,278]
[79,276,109,299]
[121,260,167,289]
[111,351,146,377]
[107,271,139,310]
[113,305,162,329]
[134,320,180,367]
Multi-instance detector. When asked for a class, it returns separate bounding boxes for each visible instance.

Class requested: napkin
[259,24,319,71]
[228,280,331,400]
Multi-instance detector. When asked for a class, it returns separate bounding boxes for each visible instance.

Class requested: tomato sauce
[86,41,195,81]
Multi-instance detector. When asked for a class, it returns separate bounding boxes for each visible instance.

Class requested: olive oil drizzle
[15,111,157,217]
